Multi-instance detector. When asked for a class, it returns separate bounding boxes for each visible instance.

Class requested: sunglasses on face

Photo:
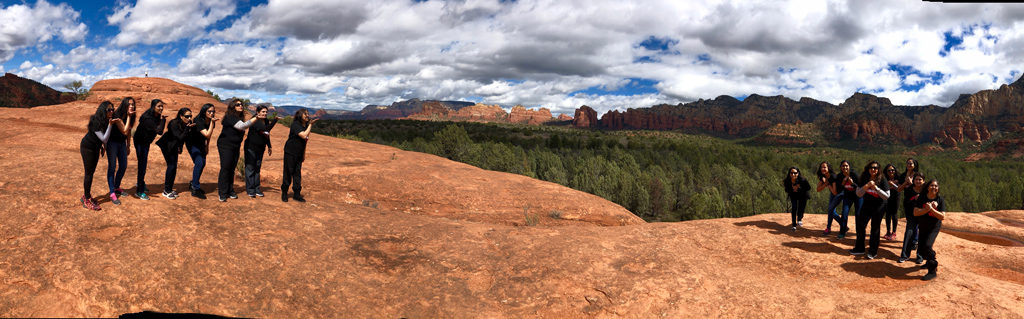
[870,166,880,169]
[184,115,192,119]
[790,172,798,175]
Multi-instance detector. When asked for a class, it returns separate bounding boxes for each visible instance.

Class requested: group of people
[783,158,947,281]
[79,98,318,209]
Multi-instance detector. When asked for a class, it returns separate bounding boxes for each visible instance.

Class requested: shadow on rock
[781,241,847,255]
[840,261,921,280]
[733,220,819,239]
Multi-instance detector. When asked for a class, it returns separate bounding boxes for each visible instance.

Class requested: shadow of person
[733,220,820,239]
[840,261,921,280]
[781,241,848,255]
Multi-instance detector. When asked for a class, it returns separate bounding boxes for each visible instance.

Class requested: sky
[2,0,1023,115]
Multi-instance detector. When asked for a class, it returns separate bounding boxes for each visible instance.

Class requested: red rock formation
[86,77,224,111]
[0,73,76,107]
[556,113,573,121]
[572,105,598,128]
[407,102,507,122]
[508,105,553,124]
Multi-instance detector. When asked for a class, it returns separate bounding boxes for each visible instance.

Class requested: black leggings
[80,140,101,198]
[918,218,942,269]
[884,196,899,234]
[789,197,806,226]
[282,153,303,195]
[218,144,241,197]
[161,146,179,193]
[135,142,151,193]
[854,198,886,255]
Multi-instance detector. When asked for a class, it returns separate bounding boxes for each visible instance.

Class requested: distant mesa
[0,73,76,108]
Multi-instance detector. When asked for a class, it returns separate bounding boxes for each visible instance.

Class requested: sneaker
[293,194,306,203]
[229,191,238,199]
[849,249,865,255]
[823,227,831,235]
[248,193,256,198]
[797,221,803,227]
[922,272,937,281]
[219,196,227,202]
[162,191,178,199]
[915,257,925,265]
[136,192,150,200]
[897,257,908,263]
[837,233,846,239]
[281,192,288,202]
[866,253,876,260]
[791,225,797,231]
[110,193,121,205]
[115,188,127,196]
[88,198,102,210]
[80,195,101,211]
[255,191,264,197]
[191,189,206,199]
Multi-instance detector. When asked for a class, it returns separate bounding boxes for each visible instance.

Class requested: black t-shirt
[784,177,811,200]
[835,173,859,199]
[914,194,945,224]
[186,118,210,152]
[244,118,277,150]
[156,119,190,154]
[133,112,166,145]
[218,113,246,147]
[81,119,106,150]
[284,121,308,160]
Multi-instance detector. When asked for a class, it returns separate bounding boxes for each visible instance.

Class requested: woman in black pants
[882,164,901,240]
[186,104,216,199]
[835,160,860,239]
[851,161,890,259]
[106,97,137,205]
[282,108,317,202]
[244,105,278,197]
[80,102,122,210]
[783,166,810,231]
[132,99,166,200]
[155,108,194,199]
[913,179,946,281]
[898,172,926,264]
[217,99,258,202]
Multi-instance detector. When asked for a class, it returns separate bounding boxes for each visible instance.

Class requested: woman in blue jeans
[898,172,926,263]
[106,97,136,205]
[830,160,861,239]
[185,103,217,199]
[815,161,840,235]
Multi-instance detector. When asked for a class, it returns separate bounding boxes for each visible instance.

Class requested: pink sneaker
[80,195,101,211]
[823,227,831,235]
[110,192,121,205]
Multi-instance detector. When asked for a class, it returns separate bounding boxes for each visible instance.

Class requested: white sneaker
[797,221,803,227]
[162,191,178,199]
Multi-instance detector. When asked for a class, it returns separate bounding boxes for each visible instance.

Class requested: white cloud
[45,45,142,70]
[0,0,86,61]
[108,0,235,46]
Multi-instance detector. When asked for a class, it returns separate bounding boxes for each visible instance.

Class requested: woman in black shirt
[155,108,194,199]
[816,161,841,235]
[898,172,926,264]
[217,99,259,201]
[835,160,860,239]
[80,102,122,210]
[186,104,217,199]
[851,161,890,259]
[243,105,278,197]
[282,108,317,202]
[882,164,901,240]
[913,179,946,281]
[132,99,166,200]
[783,166,811,231]
[105,97,137,205]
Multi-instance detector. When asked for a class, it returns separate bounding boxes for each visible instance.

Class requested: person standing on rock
[186,104,217,199]
[217,99,259,202]
[816,161,841,235]
[243,105,278,197]
[882,164,901,241]
[80,102,122,210]
[132,99,167,200]
[851,161,890,259]
[783,166,811,231]
[835,160,860,239]
[282,108,317,203]
[106,97,137,205]
[156,108,194,199]
[898,172,926,264]
[913,179,946,281]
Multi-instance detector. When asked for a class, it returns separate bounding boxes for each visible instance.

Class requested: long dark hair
[223,98,243,124]
[141,98,163,120]
[783,166,806,187]
[255,105,269,124]
[87,101,114,132]
[924,179,940,197]
[198,103,214,123]
[816,161,833,180]
[859,160,884,186]
[294,108,310,126]
[170,107,192,129]
[838,160,854,177]
[883,163,898,180]
[903,157,921,176]
[114,97,137,123]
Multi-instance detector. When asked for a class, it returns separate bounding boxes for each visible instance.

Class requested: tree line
[315,119,1024,222]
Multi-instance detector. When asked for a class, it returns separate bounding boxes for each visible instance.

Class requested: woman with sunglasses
[186,104,217,199]
[155,108,195,199]
[217,99,259,202]
[851,161,890,259]
[79,101,123,210]
[882,164,901,240]
[132,99,167,200]
[243,105,278,197]
[898,172,926,264]
[913,179,946,281]
[834,160,860,239]
[816,161,841,235]
[106,97,137,205]
[783,166,811,231]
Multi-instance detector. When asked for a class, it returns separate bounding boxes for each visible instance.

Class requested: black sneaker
[229,192,238,199]
[897,257,908,263]
[255,191,264,197]
[281,192,288,202]
[293,194,306,203]
[866,253,876,260]
[191,189,206,199]
[915,257,925,265]
[922,272,937,281]
[110,193,122,205]
[219,196,227,202]
[248,193,256,198]
[162,191,178,199]
[849,249,866,255]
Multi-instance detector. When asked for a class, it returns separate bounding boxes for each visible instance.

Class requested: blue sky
[2,0,1023,114]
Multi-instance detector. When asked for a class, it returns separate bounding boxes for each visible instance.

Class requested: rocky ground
[0,83,1022,317]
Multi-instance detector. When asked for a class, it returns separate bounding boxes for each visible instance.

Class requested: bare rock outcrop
[0,73,75,107]
[86,77,224,111]
[508,105,553,124]
[572,105,598,128]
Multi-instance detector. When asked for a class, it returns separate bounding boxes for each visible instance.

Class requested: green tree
[434,124,473,162]
[63,80,90,100]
